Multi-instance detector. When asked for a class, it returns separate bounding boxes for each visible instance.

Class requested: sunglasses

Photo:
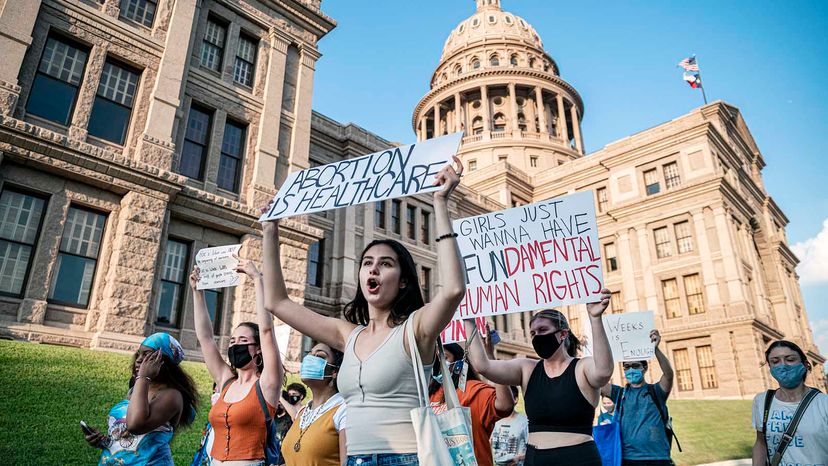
[623,363,645,370]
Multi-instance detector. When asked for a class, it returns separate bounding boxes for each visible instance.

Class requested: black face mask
[287,395,302,405]
[532,330,562,359]
[228,344,255,369]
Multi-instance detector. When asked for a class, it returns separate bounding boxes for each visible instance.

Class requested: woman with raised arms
[261,157,465,466]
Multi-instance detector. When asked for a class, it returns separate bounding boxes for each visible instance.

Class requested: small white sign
[275,324,291,363]
[196,245,242,290]
[602,311,655,362]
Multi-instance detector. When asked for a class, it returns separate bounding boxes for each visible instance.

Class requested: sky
[310,1,828,356]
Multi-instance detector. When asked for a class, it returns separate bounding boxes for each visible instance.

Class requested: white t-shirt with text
[751,390,828,466]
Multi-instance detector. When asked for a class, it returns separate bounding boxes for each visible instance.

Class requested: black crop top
[524,358,595,436]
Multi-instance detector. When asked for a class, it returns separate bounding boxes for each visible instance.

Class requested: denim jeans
[345,453,419,466]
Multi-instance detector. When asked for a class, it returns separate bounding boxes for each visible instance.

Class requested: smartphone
[80,420,94,435]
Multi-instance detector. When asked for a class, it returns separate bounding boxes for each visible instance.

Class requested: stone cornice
[412,68,583,130]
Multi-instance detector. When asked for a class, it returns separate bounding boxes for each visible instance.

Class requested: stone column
[90,192,168,350]
[692,209,721,308]
[287,45,321,173]
[249,29,290,203]
[68,44,108,141]
[535,87,547,134]
[635,226,660,321]
[454,93,462,134]
[570,105,583,153]
[481,85,491,132]
[713,207,745,305]
[134,0,198,169]
[556,94,568,143]
[434,104,442,137]
[0,0,42,115]
[416,117,423,141]
[617,230,640,311]
[508,82,519,134]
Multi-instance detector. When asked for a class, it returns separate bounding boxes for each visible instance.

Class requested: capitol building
[0,0,823,398]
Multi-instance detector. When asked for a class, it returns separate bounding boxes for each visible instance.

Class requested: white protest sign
[274,324,291,363]
[196,245,242,290]
[603,311,655,362]
[440,190,603,344]
[259,132,463,221]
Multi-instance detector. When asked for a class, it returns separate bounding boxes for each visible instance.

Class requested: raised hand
[650,329,662,348]
[586,288,612,318]
[434,155,464,200]
[137,349,163,379]
[189,266,200,290]
[260,201,279,234]
[235,256,262,279]
[482,322,496,359]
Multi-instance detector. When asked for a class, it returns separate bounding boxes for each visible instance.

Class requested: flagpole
[696,55,709,105]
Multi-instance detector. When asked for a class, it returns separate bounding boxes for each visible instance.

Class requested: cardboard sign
[196,245,242,290]
[603,311,655,362]
[274,324,291,363]
[441,191,603,344]
[259,132,463,221]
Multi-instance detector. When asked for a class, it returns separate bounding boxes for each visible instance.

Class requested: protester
[428,332,515,466]
[190,258,284,465]
[261,157,465,465]
[596,396,615,425]
[751,340,828,466]
[282,343,348,466]
[599,329,674,466]
[463,303,614,466]
[491,386,529,466]
[286,383,308,407]
[83,332,198,466]
[191,383,221,466]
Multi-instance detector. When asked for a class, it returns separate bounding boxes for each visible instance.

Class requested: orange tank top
[208,380,277,461]
[281,404,341,466]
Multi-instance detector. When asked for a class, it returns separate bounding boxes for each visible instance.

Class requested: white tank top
[337,317,431,454]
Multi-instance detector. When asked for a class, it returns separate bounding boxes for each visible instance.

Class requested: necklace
[293,394,341,452]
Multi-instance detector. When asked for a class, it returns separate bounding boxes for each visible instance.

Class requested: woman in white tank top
[260,157,466,466]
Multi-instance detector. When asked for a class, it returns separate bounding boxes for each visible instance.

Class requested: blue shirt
[611,383,671,460]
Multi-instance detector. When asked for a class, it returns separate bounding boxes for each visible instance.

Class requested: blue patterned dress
[98,398,175,466]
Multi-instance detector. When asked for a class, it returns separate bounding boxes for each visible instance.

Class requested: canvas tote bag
[406,315,478,465]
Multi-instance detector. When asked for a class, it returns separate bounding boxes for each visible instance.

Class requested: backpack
[255,380,284,466]
[645,384,682,453]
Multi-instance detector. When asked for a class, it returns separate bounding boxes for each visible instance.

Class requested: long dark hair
[429,343,479,396]
[343,239,424,326]
[327,346,345,392]
[129,355,199,428]
[530,309,581,357]
[765,340,812,382]
[236,321,264,374]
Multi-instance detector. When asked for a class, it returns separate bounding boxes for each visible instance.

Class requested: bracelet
[435,232,458,243]
[137,376,151,383]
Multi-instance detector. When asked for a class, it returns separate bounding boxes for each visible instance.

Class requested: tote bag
[406,315,478,466]
[593,390,622,466]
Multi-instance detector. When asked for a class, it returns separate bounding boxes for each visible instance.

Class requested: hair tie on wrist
[435,233,459,243]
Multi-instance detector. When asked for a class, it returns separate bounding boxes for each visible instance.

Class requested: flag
[678,56,699,72]
[683,71,702,89]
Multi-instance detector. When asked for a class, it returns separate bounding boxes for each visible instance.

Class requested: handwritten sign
[441,191,603,344]
[196,245,242,290]
[259,132,463,221]
[603,311,655,362]
[275,324,291,363]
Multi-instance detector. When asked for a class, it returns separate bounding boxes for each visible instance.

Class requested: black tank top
[524,358,595,435]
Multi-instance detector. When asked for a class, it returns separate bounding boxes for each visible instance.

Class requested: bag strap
[761,389,776,435]
[436,343,462,410]
[647,384,682,452]
[405,311,431,408]
[769,388,819,466]
[255,380,273,425]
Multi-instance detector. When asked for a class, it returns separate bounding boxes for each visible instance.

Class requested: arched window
[441,72,448,82]
[471,58,480,70]
[490,55,500,66]
[454,64,463,75]
[529,57,536,69]
[472,116,483,135]
[492,113,506,132]
[517,113,527,131]
[543,62,550,72]
[510,54,519,66]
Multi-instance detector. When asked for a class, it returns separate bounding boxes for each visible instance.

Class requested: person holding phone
[82,332,199,465]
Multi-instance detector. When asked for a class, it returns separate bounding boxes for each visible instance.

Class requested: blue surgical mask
[770,363,806,389]
[624,368,644,384]
[300,355,333,380]
[432,361,463,384]
[432,373,444,384]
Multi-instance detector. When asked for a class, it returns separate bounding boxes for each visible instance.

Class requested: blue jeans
[345,453,419,466]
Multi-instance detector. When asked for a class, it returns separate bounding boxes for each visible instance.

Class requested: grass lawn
[0,340,754,465]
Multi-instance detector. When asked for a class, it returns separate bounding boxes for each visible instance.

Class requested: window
[469,159,478,171]
[604,242,618,272]
[0,189,47,297]
[233,34,257,87]
[684,273,704,315]
[421,211,431,244]
[26,35,89,125]
[119,0,157,27]
[673,348,694,391]
[663,162,681,189]
[530,156,538,168]
[696,345,718,388]
[490,55,499,66]
[654,227,672,259]
[644,169,660,195]
[596,187,609,213]
[471,117,483,135]
[493,114,506,132]
[610,291,623,314]
[471,58,480,70]
[204,289,223,335]
[156,239,189,325]
[87,61,139,144]
[421,267,431,301]
[391,200,401,234]
[662,278,680,318]
[49,206,106,307]
[675,221,694,254]
[375,201,386,229]
[498,154,507,162]
[406,206,417,240]
[179,105,212,180]
[307,240,324,287]
[201,17,227,72]
[510,54,519,66]
[218,120,245,192]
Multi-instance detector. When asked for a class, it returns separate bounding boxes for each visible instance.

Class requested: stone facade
[0,0,823,398]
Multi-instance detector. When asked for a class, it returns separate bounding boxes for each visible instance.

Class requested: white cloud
[791,218,828,283]
[810,319,828,360]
